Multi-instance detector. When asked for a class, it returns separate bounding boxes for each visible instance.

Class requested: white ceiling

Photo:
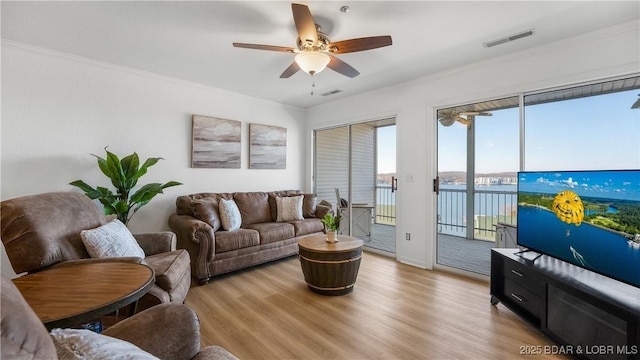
[2,1,639,109]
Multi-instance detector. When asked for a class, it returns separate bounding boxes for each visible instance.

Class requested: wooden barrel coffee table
[298,234,364,296]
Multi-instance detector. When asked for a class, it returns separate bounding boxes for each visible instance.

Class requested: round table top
[298,234,364,253]
[12,261,154,329]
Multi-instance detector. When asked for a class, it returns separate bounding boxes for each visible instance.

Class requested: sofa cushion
[175,193,233,217]
[275,195,304,222]
[143,249,191,291]
[302,193,318,218]
[219,199,242,231]
[234,192,271,226]
[268,190,302,221]
[215,229,260,253]
[80,220,146,259]
[245,222,295,245]
[191,198,221,232]
[288,218,324,236]
[51,328,159,360]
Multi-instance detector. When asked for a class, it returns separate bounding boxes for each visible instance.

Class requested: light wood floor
[185,252,569,360]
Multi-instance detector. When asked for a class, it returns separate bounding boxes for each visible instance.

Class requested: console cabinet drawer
[504,279,542,318]
[503,258,544,294]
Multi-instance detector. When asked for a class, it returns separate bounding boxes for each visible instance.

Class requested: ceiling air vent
[321,89,343,96]
[483,29,535,48]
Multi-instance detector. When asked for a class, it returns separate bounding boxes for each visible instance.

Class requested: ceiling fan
[232,3,392,79]
[438,111,493,127]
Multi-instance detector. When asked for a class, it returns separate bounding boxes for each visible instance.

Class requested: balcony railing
[375,184,396,225]
[438,187,517,240]
[374,185,516,238]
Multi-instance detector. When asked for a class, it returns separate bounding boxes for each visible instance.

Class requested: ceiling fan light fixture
[295,51,330,75]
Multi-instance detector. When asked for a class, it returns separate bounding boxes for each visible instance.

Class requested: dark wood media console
[491,248,640,360]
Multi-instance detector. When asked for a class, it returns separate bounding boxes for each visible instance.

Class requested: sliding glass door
[314,118,397,254]
[436,98,519,275]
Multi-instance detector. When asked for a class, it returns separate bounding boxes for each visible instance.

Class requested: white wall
[305,21,640,270]
[1,41,307,235]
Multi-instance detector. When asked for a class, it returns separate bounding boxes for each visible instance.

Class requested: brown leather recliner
[0,191,191,312]
[1,275,237,360]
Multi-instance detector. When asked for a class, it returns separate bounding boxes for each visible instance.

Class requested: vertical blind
[314,125,376,208]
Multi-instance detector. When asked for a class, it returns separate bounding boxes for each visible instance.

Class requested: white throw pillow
[80,219,146,259]
[276,195,304,222]
[51,328,159,360]
[219,198,242,231]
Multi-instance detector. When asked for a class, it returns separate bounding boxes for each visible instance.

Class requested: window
[435,75,640,276]
[524,77,640,170]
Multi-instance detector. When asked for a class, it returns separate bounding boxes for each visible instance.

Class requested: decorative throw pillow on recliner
[191,198,221,232]
[80,219,146,259]
[276,195,304,222]
[51,328,159,360]
[219,198,242,231]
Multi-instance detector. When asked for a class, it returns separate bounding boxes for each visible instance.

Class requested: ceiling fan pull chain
[310,76,316,96]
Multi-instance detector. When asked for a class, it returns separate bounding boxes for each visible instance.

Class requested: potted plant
[321,212,342,243]
[70,147,182,225]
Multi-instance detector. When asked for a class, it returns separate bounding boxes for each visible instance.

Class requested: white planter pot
[326,231,338,243]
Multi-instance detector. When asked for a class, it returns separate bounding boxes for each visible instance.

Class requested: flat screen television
[517,170,640,288]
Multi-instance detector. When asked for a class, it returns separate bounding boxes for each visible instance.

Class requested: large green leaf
[100,201,118,215]
[69,180,101,199]
[120,152,140,190]
[112,200,130,214]
[135,157,162,180]
[130,181,182,205]
[93,152,118,190]
[94,155,110,179]
[105,149,126,190]
[69,180,93,192]
[95,186,116,199]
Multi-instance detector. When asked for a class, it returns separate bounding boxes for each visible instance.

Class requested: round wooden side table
[298,234,364,296]
[12,261,154,329]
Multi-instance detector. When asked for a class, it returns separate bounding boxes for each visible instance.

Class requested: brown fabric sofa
[0,192,191,312]
[169,190,331,285]
[1,275,237,360]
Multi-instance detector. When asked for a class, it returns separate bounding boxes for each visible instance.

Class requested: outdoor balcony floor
[354,224,496,276]
[364,223,396,253]
[437,234,494,276]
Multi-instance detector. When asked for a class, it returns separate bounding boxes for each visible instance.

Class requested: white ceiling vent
[483,29,535,48]
[321,89,343,96]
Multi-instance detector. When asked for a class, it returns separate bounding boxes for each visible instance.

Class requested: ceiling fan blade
[327,54,360,78]
[457,117,472,126]
[460,111,493,116]
[280,62,300,78]
[328,36,392,54]
[291,3,318,46]
[233,43,295,53]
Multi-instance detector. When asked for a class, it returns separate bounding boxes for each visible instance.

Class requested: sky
[377,125,396,174]
[438,88,640,174]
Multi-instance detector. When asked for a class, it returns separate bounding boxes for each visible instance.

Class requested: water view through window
[436,76,640,275]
